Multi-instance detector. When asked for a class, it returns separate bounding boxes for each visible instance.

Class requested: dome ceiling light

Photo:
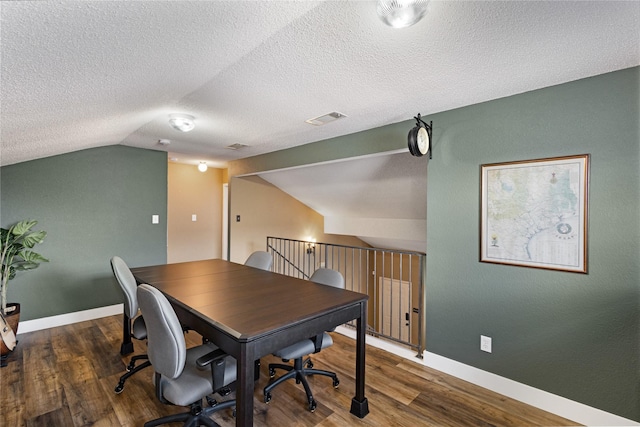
[168,114,195,132]
[377,0,430,29]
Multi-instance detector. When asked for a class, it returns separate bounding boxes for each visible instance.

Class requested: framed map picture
[480,154,589,273]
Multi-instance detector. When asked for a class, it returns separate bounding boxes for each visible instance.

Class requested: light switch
[152,215,159,224]
[192,214,197,222]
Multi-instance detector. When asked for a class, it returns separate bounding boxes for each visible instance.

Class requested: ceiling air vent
[305,111,347,126]
[226,143,248,150]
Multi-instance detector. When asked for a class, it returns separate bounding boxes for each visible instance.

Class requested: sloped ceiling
[259,152,428,251]
[2,1,638,251]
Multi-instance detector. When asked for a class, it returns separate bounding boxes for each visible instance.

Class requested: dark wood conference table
[131,259,370,426]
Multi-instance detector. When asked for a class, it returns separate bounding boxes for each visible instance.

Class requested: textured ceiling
[2,1,638,168]
[2,1,639,251]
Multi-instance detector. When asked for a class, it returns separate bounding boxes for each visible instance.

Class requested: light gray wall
[0,145,168,321]
[229,67,640,421]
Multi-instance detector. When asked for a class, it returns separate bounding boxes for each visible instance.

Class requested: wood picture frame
[480,154,590,273]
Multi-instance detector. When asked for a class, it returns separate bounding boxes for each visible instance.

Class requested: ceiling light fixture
[198,162,208,172]
[377,0,430,29]
[407,113,432,158]
[169,114,195,132]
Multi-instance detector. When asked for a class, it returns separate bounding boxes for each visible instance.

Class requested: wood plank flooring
[1,315,579,426]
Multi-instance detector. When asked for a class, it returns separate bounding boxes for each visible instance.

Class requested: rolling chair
[137,284,237,427]
[111,256,151,394]
[244,251,273,271]
[263,268,344,412]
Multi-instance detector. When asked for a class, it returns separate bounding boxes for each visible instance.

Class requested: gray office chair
[111,256,151,394]
[244,251,273,271]
[137,284,237,427]
[263,268,343,412]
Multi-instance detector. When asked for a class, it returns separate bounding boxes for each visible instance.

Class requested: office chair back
[244,251,273,271]
[137,284,186,379]
[309,268,344,289]
[111,256,139,319]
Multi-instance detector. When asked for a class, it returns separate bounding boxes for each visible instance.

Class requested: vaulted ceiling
[2,1,638,251]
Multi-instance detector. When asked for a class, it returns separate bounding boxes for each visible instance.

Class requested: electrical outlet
[480,335,492,353]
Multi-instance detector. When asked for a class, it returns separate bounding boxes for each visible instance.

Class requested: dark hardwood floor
[1,315,579,426]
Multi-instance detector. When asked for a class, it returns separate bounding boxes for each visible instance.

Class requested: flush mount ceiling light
[168,114,195,132]
[407,113,432,158]
[197,162,208,172]
[305,111,346,126]
[377,0,429,29]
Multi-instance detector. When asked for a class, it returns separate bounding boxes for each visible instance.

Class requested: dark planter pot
[1,303,20,364]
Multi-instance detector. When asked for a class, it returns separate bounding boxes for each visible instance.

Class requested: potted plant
[0,220,48,358]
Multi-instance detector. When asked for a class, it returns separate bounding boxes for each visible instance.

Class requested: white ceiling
[2,1,638,251]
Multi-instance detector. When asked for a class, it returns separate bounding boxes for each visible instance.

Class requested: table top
[131,259,368,343]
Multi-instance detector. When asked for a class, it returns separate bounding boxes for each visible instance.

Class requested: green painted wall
[228,121,409,177]
[0,145,168,321]
[425,67,639,420]
[230,67,640,421]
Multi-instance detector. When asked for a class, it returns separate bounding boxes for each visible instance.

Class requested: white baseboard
[16,304,123,335]
[334,326,638,427]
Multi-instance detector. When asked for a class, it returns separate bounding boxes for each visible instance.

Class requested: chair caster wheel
[333,378,340,388]
[114,383,124,394]
[309,399,317,412]
[268,368,275,378]
[264,393,272,404]
[306,360,313,369]
[219,386,231,396]
[206,396,218,407]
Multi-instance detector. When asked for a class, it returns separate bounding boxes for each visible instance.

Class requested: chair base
[144,399,235,427]
[114,355,151,394]
[263,357,339,412]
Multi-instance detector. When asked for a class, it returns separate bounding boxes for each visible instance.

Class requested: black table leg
[236,346,255,426]
[350,301,369,418]
[120,313,134,355]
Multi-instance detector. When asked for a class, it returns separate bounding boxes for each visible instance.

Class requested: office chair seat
[273,332,333,361]
[155,343,237,407]
[132,316,147,340]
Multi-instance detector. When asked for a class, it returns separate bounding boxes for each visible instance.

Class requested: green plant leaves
[10,220,38,236]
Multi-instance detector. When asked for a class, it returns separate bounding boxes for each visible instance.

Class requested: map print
[481,156,587,272]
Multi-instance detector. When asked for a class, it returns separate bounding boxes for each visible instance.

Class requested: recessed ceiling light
[305,112,347,126]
